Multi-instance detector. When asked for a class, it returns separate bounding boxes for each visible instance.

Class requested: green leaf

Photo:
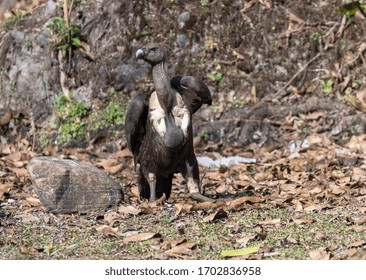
[141,27,151,37]
[346,91,357,107]
[220,244,261,257]
[337,1,366,18]
[72,37,82,47]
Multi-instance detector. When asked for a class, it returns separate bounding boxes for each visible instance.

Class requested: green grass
[3,12,23,31]
[1,205,364,260]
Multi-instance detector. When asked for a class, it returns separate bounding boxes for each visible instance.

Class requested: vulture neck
[152,60,173,113]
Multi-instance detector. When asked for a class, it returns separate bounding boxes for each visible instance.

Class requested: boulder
[27,156,123,213]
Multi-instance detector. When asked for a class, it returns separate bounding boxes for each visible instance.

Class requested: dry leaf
[15,213,39,224]
[94,225,119,237]
[112,148,132,159]
[10,167,28,178]
[348,217,366,225]
[0,184,11,198]
[348,249,366,260]
[118,205,142,215]
[259,218,281,225]
[174,203,193,215]
[309,248,330,260]
[160,239,187,250]
[225,196,262,211]
[2,152,22,162]
[0,144,12,155]
[331,187,346,195]
[130,186,140,198]
[285,237,298,244]
[103,212,124,225]
[25,197,41,206]
[292,218,314,225]
[203,209,228,222]
[148,194,166,207]
[79,41,96,60]
[19,245,37,255]
[95,159,124,174]
[0,111,11,126]
[348,240,366,248]
[306,134,331,146]
[346,226,366,232]
[304,204,321,212]
[122,232,161,243]
[164,242,197,257]
[221,244,261,257]
[236,235,257,246]
[191,201,219,211]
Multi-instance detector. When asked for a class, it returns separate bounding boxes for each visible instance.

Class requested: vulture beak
[136,48,145,60]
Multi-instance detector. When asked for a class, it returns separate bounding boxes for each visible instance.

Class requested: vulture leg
[147,172,157,202]
[138,168,150,200]
[156,173,174,199]
[183,156,215,202]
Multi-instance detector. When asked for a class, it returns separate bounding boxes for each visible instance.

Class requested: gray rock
[177,11,196,30]
[176,34,187,48]
[27,157,123,213]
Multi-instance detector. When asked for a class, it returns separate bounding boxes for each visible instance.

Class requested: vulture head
[136,43,167,66]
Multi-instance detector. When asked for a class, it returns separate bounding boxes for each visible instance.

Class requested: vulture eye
[151,47,157,51]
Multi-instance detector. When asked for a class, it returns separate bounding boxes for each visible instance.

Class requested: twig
[63,0,69,28]
[270,52,321,101]
[68,0,75,20]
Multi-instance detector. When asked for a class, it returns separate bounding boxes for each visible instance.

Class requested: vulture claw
[189,193,216,203]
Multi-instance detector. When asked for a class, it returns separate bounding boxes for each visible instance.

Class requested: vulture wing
[171,76,212,114]
[124,93,148,168]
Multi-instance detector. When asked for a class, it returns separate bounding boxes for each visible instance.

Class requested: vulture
[125,42,213,202]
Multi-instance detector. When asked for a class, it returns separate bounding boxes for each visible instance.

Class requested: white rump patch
[148,90,190,138]
[149,92,166,137]
[172,93,190,137]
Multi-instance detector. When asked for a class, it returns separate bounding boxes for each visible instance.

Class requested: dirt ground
[0,0,366,259]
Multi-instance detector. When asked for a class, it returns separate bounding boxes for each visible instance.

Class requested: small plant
[247,166,257,175]
[355,79,363,88]
[53,92,88,144]
[10,82,17,92]
[337,1,366,19]
[2,71,10,80]
[141,27,151,37]
[211,102,220,110]
[251,85,257,101]
[200,130,208,139]
[310,33,321,42]
[201,0,209,7]
[208,72,223,82]
[39,135,50,147]
[203,41,217,53]
[3,11,23,31]
[105,101,125,125]
[46,16,82,57]
[346,90,357,107]
[319,79,333,94]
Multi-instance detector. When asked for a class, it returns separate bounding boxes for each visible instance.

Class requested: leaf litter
[1,130,366,259]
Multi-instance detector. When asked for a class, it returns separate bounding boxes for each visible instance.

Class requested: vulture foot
[189,192,215,203]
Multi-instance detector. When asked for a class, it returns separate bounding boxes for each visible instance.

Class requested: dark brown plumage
[125,42,213,202]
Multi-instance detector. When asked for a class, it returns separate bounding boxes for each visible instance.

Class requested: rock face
[27,156,123,213]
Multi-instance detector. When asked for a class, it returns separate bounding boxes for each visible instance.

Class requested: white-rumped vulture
[125,42,213,202]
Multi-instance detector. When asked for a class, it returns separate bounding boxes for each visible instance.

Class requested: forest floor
[1,1,366,260]
[0,131,365,260]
